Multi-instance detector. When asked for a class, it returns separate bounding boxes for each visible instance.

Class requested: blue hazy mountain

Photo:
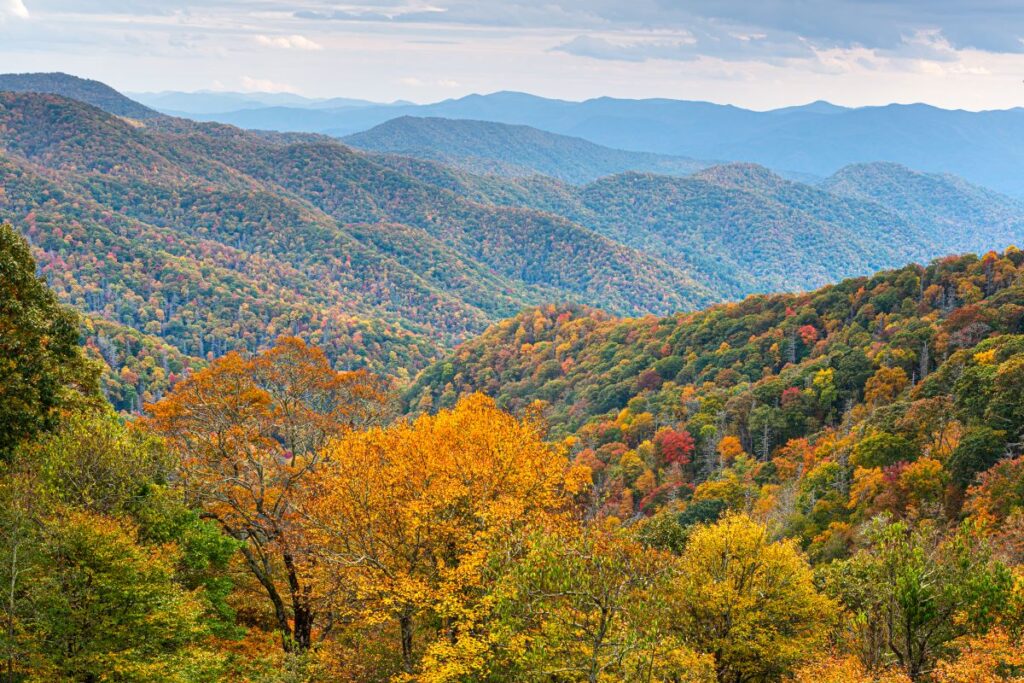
[164,91,1024,197]
[343,116,713,183]
[130,90,408,115]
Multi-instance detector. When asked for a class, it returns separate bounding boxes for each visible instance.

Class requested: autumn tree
[788,655,912,683]
[672,514,836,683]
[303,393,590,678]
[932,628,1024,683]
[146,337,388,650]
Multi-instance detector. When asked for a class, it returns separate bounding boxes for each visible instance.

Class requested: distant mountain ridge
[130,90,407,115]
[344,116,712,183]
[142,87,1024,197]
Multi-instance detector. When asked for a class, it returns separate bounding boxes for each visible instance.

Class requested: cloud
[288,0,1024,55]
[400,76,461,88]
[255,34,323,51]
[553,31,815,64]
[240,76,299,93]
[1,0,29,19]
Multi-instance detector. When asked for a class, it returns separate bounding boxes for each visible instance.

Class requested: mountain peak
[692,162,785,190]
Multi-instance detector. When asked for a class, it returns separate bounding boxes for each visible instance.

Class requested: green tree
[495,528,713,683]
[851,432,918,470]
[823,517,1014,680]
[0,223,99,458]
[948,427,1007,490]
[26,510,224,682]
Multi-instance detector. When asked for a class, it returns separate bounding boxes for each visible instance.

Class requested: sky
[2,0,1024,110]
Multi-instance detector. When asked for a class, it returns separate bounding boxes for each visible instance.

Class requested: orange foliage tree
[146,337,388,650]
[933,628,1024,683]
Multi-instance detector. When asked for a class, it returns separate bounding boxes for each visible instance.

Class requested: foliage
[822,518,1015,680]
[303,393,589,678]
[146,337,389,650]
[672,514,837,682]
[0,222,100,457]
[494,526,714,683]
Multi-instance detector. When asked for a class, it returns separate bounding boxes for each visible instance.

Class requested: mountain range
[1,72,1023,411]
[128,85,1024,197]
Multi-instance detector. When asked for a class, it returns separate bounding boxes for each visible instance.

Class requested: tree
[496,527,714,683]
[851,432,918,470]
[864,367,909,408]
[21,510,222,682]
[303,393,590,678]
[0,223,99,459]
[655,427,695,466]
[932,628,1024,683]
[823,518,1014,680]
[146,337,388,650]
[987,356,1024,441]
[949,427,1008,490]
[671,514,836,683]
[789,655,911,683]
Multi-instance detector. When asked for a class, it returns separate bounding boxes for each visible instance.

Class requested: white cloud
[400,77,461,88]
[1,0,29,20]
[240,75,299,93]
[255,34,323,51]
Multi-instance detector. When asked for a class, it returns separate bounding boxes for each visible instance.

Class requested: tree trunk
[238,544,293,649]
[400,611,415,673]
[283,551,313,650]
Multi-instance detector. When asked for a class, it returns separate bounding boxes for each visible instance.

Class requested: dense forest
[2,75,1024,682]
[2,76,1024,412]
[4,222,1024,682]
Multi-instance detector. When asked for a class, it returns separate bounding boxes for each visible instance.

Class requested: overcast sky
[2,0,1024,109]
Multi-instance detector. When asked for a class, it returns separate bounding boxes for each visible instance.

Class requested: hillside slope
[0,92,710,408]
[4,76,1024,413]
[407,247,1024,450]
[822,162,1024,253]
[0,72,161,120]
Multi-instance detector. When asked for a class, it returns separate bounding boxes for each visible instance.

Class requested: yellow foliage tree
[495,527,714,683]
[672,514,837,683]
[303,393,590,678]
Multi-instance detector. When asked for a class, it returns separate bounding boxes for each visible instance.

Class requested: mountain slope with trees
[3,223,1023,683]
[4,74,1024,414]
[0,91,710,408]
[822,161,1024,253]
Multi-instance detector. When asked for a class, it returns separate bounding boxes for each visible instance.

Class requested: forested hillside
[3,74,1024,413]
[823,162,1024,252]
[0,71,161,120]
[4,223,1024,682]
[344,116,711,183]
[0,90,709,409]
[409,247,1024,535]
